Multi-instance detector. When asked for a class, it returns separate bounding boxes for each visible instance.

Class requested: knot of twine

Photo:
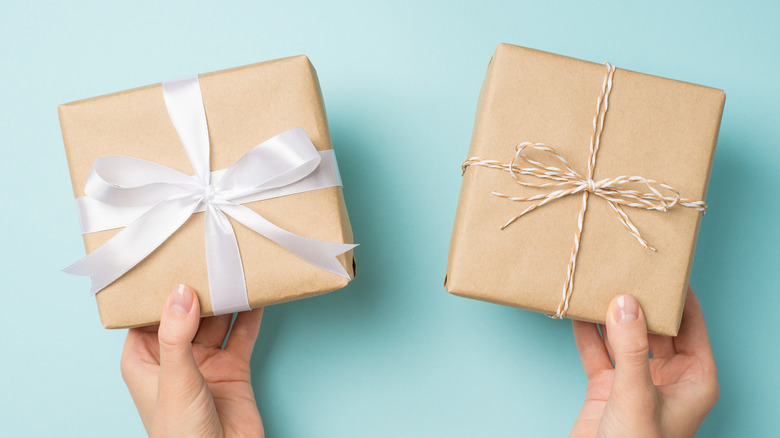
[461,62,706,319]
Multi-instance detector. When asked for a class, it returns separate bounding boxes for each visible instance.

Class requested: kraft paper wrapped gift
[60,55,356,329]
[444,44,725,336]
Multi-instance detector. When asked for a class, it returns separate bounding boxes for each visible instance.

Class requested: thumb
[157,284,204,400]
[606,294,654,397]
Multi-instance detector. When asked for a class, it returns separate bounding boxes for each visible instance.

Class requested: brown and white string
[461,62,706,319]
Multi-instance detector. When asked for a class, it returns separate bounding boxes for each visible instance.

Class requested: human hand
[570,287,718,438]
[121,284,264,437]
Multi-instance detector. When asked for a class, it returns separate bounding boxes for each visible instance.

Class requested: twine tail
[554,191,589,319]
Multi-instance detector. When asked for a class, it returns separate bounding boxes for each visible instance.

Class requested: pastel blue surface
[1,1,777,436]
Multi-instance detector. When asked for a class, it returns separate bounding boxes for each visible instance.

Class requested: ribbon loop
[85,156,200,207]
[66,76,355,316]
[215,128,322,199]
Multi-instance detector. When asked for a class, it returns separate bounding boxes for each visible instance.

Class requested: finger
[605,295,654,395]
[225,307,264,363]
[121,328,159,428]
[572,320,613,378]
[648,334,675,359]
[157,284,207,407]
[674,287,719,409]
[674,287,714,358]
[193,313,233,349]
[599,324,615,363]
[123,325,160,364]
[133,323,161,334]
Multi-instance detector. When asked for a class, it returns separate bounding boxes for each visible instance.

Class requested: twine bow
[461,63,706,319]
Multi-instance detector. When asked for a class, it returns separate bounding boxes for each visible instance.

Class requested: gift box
[60,55,356,329]
[444,44,725,336]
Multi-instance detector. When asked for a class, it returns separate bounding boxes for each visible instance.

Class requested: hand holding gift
[61,48,723,436]
[446,44,724,435]
[570,288,718,438]
[121,284,265,438]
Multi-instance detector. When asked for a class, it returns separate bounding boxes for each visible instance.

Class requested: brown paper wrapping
[445,44,725,336]
[60,55,355,329]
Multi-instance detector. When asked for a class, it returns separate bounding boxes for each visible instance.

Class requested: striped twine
[461,63,706,319]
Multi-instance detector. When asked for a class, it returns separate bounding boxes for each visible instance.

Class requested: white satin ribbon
[65,76,357,315]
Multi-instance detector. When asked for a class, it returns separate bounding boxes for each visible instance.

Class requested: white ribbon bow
[65,76,357,315]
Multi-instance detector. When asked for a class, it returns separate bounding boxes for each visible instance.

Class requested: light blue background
[1,1,777,436]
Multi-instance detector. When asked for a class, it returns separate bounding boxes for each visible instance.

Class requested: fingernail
[170,284,193,315]
[615,295,639,323]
